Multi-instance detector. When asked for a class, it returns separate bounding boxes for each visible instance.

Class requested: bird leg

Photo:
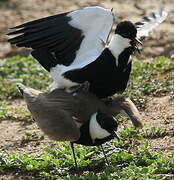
[70,142,78,171]
[99,144,110,166]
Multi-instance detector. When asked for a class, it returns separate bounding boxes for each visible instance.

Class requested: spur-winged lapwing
[8,7,168,98]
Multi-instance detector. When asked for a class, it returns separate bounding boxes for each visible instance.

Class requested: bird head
[115,21,142,53]
[89,110,119,145]
[96,110,119,139]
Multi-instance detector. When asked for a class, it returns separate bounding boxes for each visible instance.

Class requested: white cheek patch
[89,113,110,143]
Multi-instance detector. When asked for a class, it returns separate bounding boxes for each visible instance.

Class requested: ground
[0,0,174,179]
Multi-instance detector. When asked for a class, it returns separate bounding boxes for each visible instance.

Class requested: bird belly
[50,64,79,90]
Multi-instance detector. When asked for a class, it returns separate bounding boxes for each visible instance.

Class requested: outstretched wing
[135,8,168,40]
[8,6,114,70]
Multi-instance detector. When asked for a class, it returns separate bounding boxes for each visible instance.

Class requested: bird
[17,82,142,169]
[7,7,168,98]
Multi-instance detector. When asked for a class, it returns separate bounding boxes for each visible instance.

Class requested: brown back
[25,88,109,141]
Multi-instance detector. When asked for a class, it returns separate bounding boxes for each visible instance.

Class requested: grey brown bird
[17,83,142,168]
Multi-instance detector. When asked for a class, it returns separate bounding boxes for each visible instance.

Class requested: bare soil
[142,96,174,153]
[0,0,174,179]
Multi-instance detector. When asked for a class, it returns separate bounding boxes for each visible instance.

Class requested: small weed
[21,132,41,145]
[115,114,127,124]
[124,56,174,108]
[22,132,39,141]
[0,101,9,118]
[0,101,31,121]
[143,127,173,139]
[0,56,52,99]
[0,141,174,179]
[1,56,174,102]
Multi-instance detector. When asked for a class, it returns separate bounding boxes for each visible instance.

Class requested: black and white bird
[17,82,142,168]
[8,7,168,98]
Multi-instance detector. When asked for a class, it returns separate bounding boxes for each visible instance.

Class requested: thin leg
[100,144,110,166]
[70,142,78,170]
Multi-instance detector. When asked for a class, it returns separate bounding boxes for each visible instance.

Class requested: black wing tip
[8,12,70,30]
[7,38,18,44]
[7,36,15,43]
[9,25,24,29]
[9,26,18,30]
[7,25,24,37]
[6,31,17,36]
[135,22,144,26]
[7,37,26,47]
[142,16,151,22]
[7,39,12,43]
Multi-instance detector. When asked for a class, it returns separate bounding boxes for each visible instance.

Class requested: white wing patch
[68,6,114,66]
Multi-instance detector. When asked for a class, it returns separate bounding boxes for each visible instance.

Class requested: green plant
[0,56,52,99]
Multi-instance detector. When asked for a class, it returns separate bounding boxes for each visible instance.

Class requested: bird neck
[89,113,110,143]
[73,113,114,146]
[108,34,131,66]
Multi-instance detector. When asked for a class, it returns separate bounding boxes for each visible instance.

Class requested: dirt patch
[141,96,174,153]
[142,96,174,128]
[0,120,48,154]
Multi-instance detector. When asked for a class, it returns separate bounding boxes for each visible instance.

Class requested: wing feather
[135,9,168,39]
[8,6,113,68]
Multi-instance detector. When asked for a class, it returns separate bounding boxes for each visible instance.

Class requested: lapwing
[8,7,168,98]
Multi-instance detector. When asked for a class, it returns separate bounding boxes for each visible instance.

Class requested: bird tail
[17,83,42,101]
[17,83,28,95]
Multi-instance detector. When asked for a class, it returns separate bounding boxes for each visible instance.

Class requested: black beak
[130,38,142,54]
